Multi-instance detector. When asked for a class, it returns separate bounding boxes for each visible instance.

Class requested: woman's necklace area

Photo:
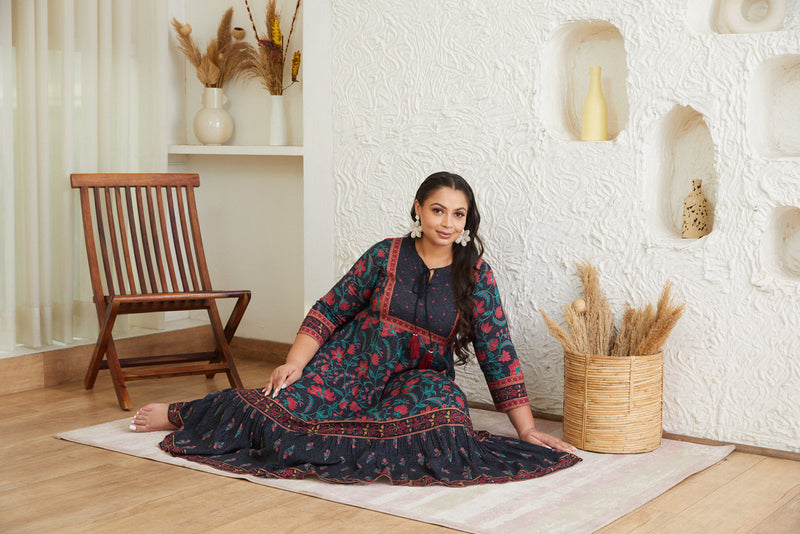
[415,242,452,271]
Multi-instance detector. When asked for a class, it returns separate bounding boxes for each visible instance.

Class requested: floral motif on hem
[156,445,581,487]
[166,402,186,428]
[239,389,472,439]
[157,390,583,487]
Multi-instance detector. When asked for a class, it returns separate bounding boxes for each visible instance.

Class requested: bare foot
[129,403,177,432]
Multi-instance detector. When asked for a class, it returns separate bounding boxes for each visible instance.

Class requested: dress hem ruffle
[158,389,581,487]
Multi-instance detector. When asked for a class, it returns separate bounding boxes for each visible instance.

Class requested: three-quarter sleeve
[298,240,389,346]
[471,261,530,412]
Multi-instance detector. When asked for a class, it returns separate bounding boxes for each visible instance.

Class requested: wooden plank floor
[1,357,798,533]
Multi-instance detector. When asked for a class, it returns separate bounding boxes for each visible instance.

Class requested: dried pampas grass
[576,261,615,357]
[563,300,589,354]
[243,0,302,95]
[540,309,578,353]
[542,262,684,357]
[171,8,254,88]
[636,280,685,355]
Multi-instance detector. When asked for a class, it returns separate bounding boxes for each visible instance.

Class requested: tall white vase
[269,94,288,146]
[193,87,233,145]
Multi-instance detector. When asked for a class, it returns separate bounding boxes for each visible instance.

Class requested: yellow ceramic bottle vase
[581,66,608,141]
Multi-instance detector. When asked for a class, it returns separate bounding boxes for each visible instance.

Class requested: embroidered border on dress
[157,388,582,487]
[488,374,529,411]
[238,389,472,439]
[159,429,582,487]
[157,447,581,487]
[298,309,335,345]
[167,403,186,428]
[379,238,455,345]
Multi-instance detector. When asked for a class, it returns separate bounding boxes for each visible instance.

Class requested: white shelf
[168,145,304,157]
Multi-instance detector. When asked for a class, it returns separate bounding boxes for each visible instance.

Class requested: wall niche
[541,20,629,141]
[748,54,800,158]
[648,105,718,241]
[687,0,786,34]
[763,206,800,278]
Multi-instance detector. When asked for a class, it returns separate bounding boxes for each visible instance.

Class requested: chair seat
[105,291,250,313]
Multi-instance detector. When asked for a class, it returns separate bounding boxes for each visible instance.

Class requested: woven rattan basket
[563,349,664,453]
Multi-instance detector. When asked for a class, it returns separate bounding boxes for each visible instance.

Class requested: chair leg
[106,340,133,410]
[212,293,249,385]
[207,301,244,389]
[84,339,105,391]
[86,300,132,410]
[223,293,251,342]
[85,302,117,390]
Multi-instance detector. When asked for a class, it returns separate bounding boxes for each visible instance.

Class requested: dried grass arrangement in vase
[541,261,685,453]
[171,8,253,145]
[243,0,302,145]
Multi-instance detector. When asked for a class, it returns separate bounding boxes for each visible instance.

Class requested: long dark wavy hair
[410,172,484,365]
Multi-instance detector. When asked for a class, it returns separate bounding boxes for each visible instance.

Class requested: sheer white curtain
[0,0,169,352]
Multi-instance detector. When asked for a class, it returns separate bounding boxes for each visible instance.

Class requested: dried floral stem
[541,309,579,353]
[628,304,656,356]
[610,304,635,357]
[636,281,684,355]
[576,261,615,356]
[284,0,301,56]
[172,8,253,89]
[171,19,202,68]
[541,263,683,358]
[244,0,261,40]
[216,8,233,51]
[242,0,302,95]
[563,302,589,354]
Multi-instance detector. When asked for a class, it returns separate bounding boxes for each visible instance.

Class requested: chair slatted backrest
[71,173,213,299]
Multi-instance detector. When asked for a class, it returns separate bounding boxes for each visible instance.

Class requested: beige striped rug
[56,408,733,533]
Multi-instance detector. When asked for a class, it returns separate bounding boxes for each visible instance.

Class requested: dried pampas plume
[562,300,589,354]
[635,280,684,355]
[576,261,615,357]
[540,309,578,353]
[171,8,254,88]
[541,262,683,357]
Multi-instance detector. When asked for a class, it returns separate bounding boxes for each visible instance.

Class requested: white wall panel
[329,0,800,453]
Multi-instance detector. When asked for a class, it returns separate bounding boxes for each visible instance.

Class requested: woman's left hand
[519,427,576,453]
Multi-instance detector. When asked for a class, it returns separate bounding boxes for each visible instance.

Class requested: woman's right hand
[264,363,303,398]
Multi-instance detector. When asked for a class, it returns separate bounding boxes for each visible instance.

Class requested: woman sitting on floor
[130,171,580,486]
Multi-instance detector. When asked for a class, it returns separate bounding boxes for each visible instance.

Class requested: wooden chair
[71,173,251,410]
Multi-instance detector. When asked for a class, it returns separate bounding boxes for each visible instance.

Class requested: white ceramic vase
[269,94,288,146]
[193,87,233,145]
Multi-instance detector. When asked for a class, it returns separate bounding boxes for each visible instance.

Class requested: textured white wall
[329,0,800,453]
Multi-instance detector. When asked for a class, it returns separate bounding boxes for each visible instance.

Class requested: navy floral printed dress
[159,238,581,486]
